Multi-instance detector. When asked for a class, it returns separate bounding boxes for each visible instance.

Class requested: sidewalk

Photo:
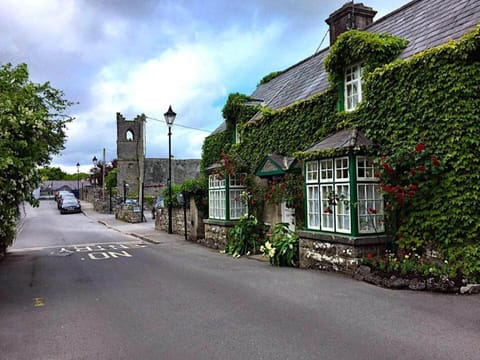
[81,201,267,262]
[81,201,184,245]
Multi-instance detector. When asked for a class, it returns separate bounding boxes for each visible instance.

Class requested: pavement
[81,200,267,262]
[80,200,182,245]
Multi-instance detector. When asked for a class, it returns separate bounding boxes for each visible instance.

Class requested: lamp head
[164,105,176,126]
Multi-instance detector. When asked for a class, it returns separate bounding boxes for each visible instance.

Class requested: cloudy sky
[1,0,411,173]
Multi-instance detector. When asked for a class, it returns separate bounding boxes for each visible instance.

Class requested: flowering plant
[262,173,304,209]
[226,215,268,257]
[261,222,299,266]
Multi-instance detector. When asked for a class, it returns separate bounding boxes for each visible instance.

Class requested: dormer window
[234,122,241,144]
[345,64,363,111]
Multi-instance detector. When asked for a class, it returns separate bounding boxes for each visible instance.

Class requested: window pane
[306,161,318,183]
[307,185,320,229]
[335,157,349,181]
[357,184,384,233]
[320,159,333,182]
[320,185,334,231]
[336,184,350,233]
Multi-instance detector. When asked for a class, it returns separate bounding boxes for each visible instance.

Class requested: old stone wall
[298,231,387,274]
[115,204,143,223]
[201,220,236,250]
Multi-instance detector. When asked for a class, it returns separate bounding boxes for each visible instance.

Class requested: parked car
[57,192,76,209]
[59,197,81,214]
[124,198,138,206]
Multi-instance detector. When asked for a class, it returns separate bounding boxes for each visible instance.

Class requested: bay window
[208,173,247,220]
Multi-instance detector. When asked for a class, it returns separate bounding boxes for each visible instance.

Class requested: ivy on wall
[201,26,480,281]
[324,29,409,85]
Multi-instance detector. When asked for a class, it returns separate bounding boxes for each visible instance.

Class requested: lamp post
[123,181,129,203]
[164,105,176,234]
[76,162,80,197]
[92,156,98,188]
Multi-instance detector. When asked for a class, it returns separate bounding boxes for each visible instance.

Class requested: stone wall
[298,231,387,274]
[202,220,236,250]
[115,205,143,223]
[155,198,205,241]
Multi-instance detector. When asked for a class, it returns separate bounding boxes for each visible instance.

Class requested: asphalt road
[1,201,479,360]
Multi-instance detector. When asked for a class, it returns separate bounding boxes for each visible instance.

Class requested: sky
[1,0,412,174]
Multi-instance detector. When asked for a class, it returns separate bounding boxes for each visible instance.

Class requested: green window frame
[208,173,247,220]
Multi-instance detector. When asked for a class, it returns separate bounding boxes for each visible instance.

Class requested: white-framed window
[306,161,318,183]
[335,157,349,181]
[229,174,247,220]
[209,174,226,220]
[345,64,363,111]
[335,184,350,233]
[319,159,333,182]
[235,123,241,144]
[357,183,384,233]
[307,185,320,230]
[208,173,247,220]
[357,156,376,180]
[320,185,334,231]
[306,157,350,232]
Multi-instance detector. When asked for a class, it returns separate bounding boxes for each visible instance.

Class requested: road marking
[87,250,133,260]
[10,241,147,253]
[33,298,45,307]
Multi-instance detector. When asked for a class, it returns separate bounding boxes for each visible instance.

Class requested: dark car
[59,197,81,214]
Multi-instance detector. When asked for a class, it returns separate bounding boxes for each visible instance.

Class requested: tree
[0,63,73,253]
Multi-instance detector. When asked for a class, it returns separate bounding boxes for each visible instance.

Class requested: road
[1,201,479,360]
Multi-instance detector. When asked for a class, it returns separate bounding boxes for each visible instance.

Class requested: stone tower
[116,112,146,200]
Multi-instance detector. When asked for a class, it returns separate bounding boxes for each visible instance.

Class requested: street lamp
[123,181,129,203]
[76,162,80,196]
[164,105,176,234]
[92,156,98,188]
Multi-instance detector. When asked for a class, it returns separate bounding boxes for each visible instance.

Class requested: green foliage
[162,184,182,208]
[39,166,67,180]
[181,177,208,213]
[261,223,299,266]
[238,90,339,171]
[105,168,117,190]
[225,215,268,257]
[258,71,282,86]
[324,30,408,85]
[0,63,72,251]
[203,26,480,281]
[201,93,259,173]
[356,25,480,281]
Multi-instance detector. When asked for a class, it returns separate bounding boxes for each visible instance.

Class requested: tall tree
[0,63,73,253]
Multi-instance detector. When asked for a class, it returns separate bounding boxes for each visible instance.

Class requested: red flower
[323,207,331,214]
[374,172,381,178]
[418,165,426,172]
[368,207,377,214]
[367,253,374,259]
[410,184,418,191]
[431,156,440,167]
[415,143,425,152]
[410,169,417,176]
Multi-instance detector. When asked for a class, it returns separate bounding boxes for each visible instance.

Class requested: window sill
[298,230,388,246]
[204,219,238,226]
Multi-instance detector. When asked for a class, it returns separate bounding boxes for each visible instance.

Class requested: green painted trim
[336,80,345,112]
[225,175,231,221]
[303,161,308,231]
[349,153,359,237]
[257,169,285,177]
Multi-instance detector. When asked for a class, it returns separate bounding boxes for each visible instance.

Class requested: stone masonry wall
[201,221,235,250]
[299,231,387,274]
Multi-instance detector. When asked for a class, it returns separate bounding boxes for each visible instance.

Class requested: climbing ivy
[201,26,480,281]
[324,29,408,85]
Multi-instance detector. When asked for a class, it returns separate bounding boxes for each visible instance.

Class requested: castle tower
[116,112,146,201]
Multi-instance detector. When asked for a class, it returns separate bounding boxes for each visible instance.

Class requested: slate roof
[250,0,480,113]
[267,154,296,171]
[209,0,479,136]
[305,129,372,153]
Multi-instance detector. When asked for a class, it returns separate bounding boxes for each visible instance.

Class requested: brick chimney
[326,2,377,45]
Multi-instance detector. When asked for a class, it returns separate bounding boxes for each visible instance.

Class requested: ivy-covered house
[201,0,480,280]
